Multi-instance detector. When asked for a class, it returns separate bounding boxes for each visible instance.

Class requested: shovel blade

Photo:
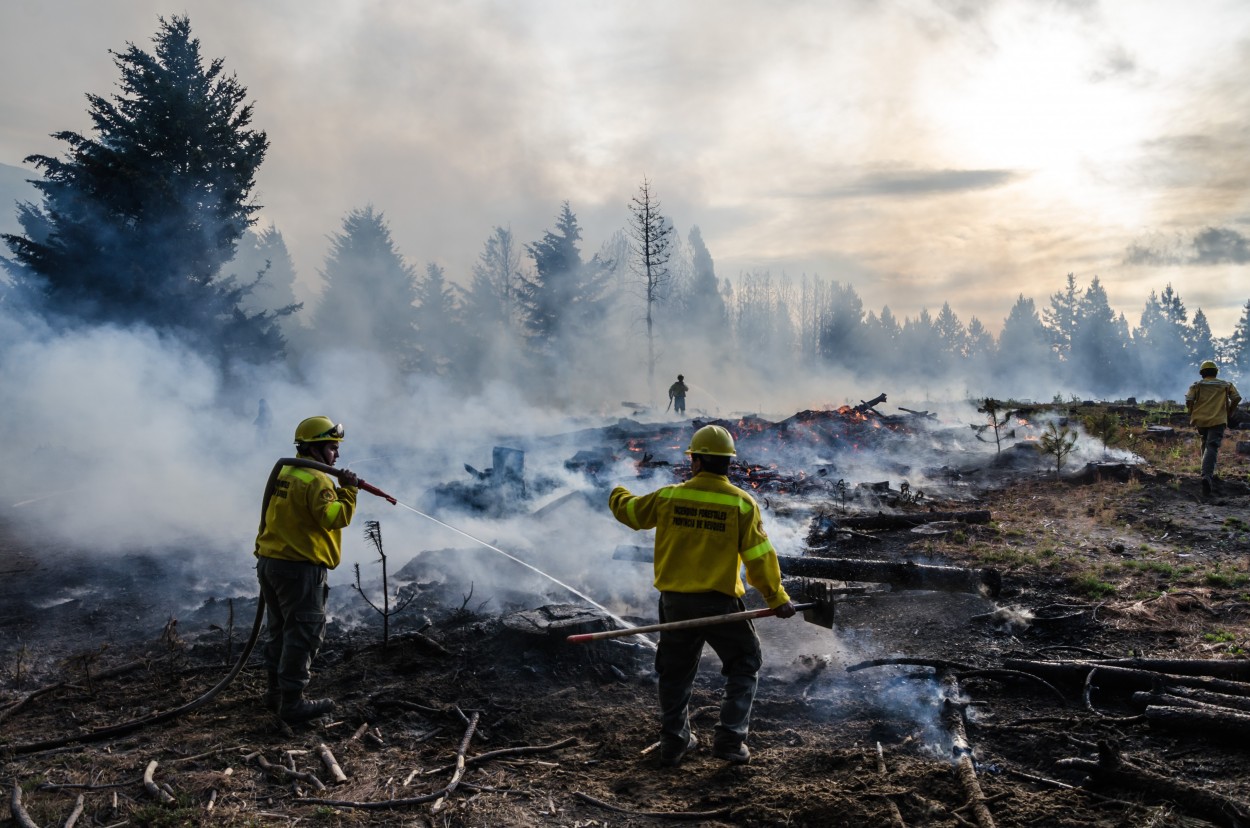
[798,579,837,628]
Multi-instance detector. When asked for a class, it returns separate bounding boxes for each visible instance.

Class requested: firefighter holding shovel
[609,424,796,767]
[254,416,359,722]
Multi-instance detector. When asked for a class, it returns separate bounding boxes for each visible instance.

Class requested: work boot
[262,672,281,713]
[712,740,751,764]
[278,690,334,722]
[1202,477,1212,496]
[658,731,698,768]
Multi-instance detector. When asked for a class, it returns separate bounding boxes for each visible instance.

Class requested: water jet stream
[392,499,655,649]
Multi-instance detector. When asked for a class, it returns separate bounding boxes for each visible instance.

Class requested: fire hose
[6,458,397,755]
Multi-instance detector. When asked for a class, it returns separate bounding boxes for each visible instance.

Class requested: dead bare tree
[352,520,417,651]
[626,176,674,403]
[972,397,1012,453]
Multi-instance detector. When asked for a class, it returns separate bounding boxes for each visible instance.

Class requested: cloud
[1124,226,1250,266]
[808,168,1019,199]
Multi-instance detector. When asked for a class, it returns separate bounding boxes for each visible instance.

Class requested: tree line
[3,16,1248,406]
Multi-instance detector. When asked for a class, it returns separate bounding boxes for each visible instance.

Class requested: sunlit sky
[3,0,1249,334]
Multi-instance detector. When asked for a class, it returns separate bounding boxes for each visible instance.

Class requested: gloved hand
[338,469,360,489]
[773,600,797,619]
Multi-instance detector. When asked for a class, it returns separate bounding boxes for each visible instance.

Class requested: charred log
[613,547,1001,596]
[854,393,888,413]
[1144,704,1250,741]
[783,557,1001,597]
[940,675,996,828]
[815,510,992,533]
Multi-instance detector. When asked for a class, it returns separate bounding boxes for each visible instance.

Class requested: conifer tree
[413,262,463,377]
[518,202,612,353]
[2,16,281,362]
[996,295,1052,397]
[313,206,418,370]
[684,225,726,328]
[1228,300,1250,382]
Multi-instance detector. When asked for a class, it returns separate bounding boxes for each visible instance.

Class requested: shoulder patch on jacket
[319,489,336,503]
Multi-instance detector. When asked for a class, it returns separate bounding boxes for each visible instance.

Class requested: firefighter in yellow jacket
[609,424,796,766]
[1186,360,1242,496]
[255,416,359,721]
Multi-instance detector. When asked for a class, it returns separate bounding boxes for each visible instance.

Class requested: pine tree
[2,16,279,362]
[1188,308,1216,367]
[231,224,301,324]
[1043,273,1080,361]
[935,301,968,362]
[1228,300,1250,383]
[518,202,612,352]
[1071,276,1126,394]
[313,206,418,370]
[1133,285,1190,393]
[996,295,1052,398]
[413,262,463,377]
[684,225,726,328]
[460,226,523,381]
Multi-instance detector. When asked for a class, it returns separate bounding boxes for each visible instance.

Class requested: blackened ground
[2,423,1249,827]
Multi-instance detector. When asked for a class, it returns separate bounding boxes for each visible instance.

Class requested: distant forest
[3,16,1248,405]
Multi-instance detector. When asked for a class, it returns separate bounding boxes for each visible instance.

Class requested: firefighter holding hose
[254,416,359,721]
[609,424,796,767]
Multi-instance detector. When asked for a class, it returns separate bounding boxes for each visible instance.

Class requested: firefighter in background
[255,416,359,721]
[1185,360,1241,496]
[668,374,689,415]
[609,425,796,767]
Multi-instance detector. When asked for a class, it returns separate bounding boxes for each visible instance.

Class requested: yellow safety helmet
[1200,360,1218,373]
[685,424,737,457]
[294,416,345,444]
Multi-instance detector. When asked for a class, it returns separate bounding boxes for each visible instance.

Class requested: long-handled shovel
[566,597,835,643]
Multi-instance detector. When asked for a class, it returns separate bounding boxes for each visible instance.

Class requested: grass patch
[1204,568,1250,589]
[1073,572,1117,598]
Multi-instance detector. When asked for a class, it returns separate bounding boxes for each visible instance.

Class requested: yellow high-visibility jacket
[255,464,357,569]
[609,472,790,608]
[1186,378,1241,428]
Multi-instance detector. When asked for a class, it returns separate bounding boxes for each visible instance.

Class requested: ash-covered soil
[2,420,1250,827]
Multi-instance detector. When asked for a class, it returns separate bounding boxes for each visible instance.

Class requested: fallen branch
[940,677,995,828]
[1137,685,1250,714]
[953,669,1066,703]
[1056,741,1249,828]
[875,743,907,828]
[1003,658,1250,689]
[252,754,325,791]
[10,780,39,828]
[62,793,85,828]
[142,761,175,805]
[848,657,976,673]
[431,711,479,813]
[421,737,578,776]
[574,790,732,820]
[0,657,159,725]
[317,743,347,784]
[1083,668,1144,723]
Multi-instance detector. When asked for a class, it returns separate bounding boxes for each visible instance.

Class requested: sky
[3,0,1250,335]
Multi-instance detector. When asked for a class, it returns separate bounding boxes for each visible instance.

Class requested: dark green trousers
[656,591,762,751]
[256,557,328,692]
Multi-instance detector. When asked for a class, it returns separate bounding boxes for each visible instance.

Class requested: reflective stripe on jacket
[1186,378,1241,428]
[609,472,790,608]
[255,464,357,568]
